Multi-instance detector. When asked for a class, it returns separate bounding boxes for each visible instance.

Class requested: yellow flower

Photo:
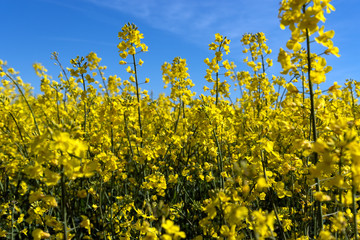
[313,191,331,202]
[226,206,248,226]
[43,196,58,207]
[161,220,186,239]
[32,229,50,240]
[80,215,91,234]
[43,169,61,186]
[315,26,334,47]
[215,33,223,42]
[277,48,293,74]
[0,229,6,237]
[286,38,302,51]
[260,192,266,200]
[25,162,43,180]
[128,46,136,55]
[161,234,172,240]
[77,189,87,198]
[312,138,328,153]
[257,177,268,190]
[318,230,335,240]
[19,181,28,196]
[29,189,45,203]
[325,45,340,57]
[20,228,28,236]
[220,224,236,238]
[119,51,128,59]
[275,182,292,198]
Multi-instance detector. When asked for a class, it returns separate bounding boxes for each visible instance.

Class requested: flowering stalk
[3,71,40,135]
[51,52,70,111]
[304,22,323,233]
[118,23,148,149]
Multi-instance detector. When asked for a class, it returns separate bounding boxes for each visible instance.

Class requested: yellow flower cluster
[279,0,339,57]
[204,33,232,102]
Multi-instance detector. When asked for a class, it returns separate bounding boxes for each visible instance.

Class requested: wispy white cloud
[83,0,281,46]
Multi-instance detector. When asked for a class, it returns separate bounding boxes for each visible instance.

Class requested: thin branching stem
[6,72,40,135]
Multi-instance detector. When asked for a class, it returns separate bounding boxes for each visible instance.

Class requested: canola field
[0,0,358,239]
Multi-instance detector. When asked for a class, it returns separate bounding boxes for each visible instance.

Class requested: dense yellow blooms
[1,0,359,239]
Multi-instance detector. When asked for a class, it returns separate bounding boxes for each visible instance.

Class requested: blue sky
[2,0,359,99]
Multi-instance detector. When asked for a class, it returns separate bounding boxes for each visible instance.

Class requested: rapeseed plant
[1,0,359,239]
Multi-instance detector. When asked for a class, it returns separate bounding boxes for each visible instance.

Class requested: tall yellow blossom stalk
[279,0,338,236]
[118,23,148,148]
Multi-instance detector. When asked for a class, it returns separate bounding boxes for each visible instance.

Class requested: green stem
[11,200,15,240]
[132,53,143,147]
[81,73,87,134]
[123,113,135,158]
[212,129,224,189]
[56,87,61,124]
[353,182,359,240]
[99,179,107,240]
[61,168,68,240]
[261,150,287,240]
[6,73,40,135]
[52,52,70,108]
[303,5,323,234]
